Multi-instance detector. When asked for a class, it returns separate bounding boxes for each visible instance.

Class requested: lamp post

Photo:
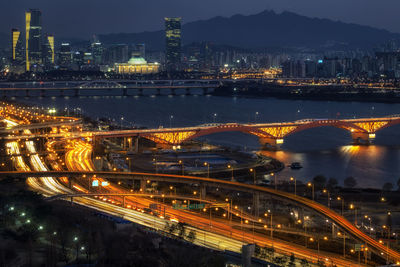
[254,111,259,123]
[169,115,174,128]
[337,196,344,216]
[227,164,234,181]
[323,189,330,207]
[307,182,314,201]
[271,172,277,190]
[290,177,296,195]
[213,113,217,123]
[178,160,184,175]
[350,203,357,225]
[153,157,158,174]
[250,168,256,184]
[204,162,210,178]
[120,116,124,129]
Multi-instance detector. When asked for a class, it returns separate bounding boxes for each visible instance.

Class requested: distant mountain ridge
[99,10,400,51]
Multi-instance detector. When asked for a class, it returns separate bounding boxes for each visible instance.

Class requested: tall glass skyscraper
[43,34,55,66]
[11,29,24,64]
[25,9,42,71]
[165,17,182,70]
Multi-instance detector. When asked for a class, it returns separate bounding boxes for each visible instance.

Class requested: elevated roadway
[2,170,400,263]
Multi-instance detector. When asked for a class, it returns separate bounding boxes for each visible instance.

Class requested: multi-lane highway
[0,102,397,266]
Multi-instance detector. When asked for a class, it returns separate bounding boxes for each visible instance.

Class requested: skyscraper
[25,9,42,71]
[43,34,55,66]
[11,29,24,64]
[165,17,181,70]
[59,43,72,68]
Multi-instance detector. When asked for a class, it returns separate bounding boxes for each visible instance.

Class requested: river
[16,93,400,189]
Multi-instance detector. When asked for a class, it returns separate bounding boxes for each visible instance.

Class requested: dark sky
[1,0,400,38]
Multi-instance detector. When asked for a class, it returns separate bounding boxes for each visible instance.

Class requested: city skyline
[1,0,400,38]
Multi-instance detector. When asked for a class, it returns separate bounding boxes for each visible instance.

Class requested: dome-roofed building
[115,56,160,74]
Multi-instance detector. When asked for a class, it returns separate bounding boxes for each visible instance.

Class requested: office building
[11,29,24,64]
[43,34,55,66]
[165,17,182,70]
[59,43,72,68]
[25,9,42,71]
[91,42,103,65]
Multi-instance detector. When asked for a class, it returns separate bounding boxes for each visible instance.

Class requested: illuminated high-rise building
[59,43,72,68]
[43,34,55,66]
[25,9,42,71]
[91,42,103,65]
[11,29,24,64]
[165,17,182,70]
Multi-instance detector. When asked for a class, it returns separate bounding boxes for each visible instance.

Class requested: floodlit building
[25,9,42,71]
[115,56,160,74]
[165,17,181,70]
[43,34,55,66]
[11,29,24,64]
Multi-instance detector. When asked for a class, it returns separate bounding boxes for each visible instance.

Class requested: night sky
[1,0,399,38]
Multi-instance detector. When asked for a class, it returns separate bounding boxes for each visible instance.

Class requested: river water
[17,93,400,189]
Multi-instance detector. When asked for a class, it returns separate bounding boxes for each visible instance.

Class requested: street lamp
[120,116,124,129]
[350,203,357,225]
[322,189,330,207]
[204,162,210,178]
[213,113,217,123]
[307,182,315,201]
[337,196,344,215]
[254,111,259,123]
[271,172,277,190]
[250,168,256,184]
[169,115,174,128]
[290,177,297,195]
[227,164,234,181]
[178,160,184,175]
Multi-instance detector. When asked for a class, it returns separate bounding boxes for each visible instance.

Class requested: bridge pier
[185,88,191,95]
[40,89,45,97]
[122,88,128,97]
[203,88,209,95]
[138,88,143,96]
[122,196,126,208]
[259,137,283,150]
[59,89,64,97]
[25,89,29,97]
[156,88,161,96]
[74,89,80,97]
[351,132,372,145]
[170,89,176,96]
[134,137,139,153]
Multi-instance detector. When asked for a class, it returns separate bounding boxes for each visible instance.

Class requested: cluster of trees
[312,175,357,191]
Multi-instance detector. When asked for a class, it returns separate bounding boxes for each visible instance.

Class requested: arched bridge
[2,170,400,262]
[92,115,400,148]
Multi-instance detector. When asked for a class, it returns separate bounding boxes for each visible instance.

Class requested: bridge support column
[185,88,190,95]
[60,89,64,97]
[138,88,143,96]
[122,88,128,96]
[170,89,176,96]
[122,196,126,208]
[156,88,161,96]
[134,137,139,153]
[203,88,209,95]
[351,132,372,145]
[253,192,260,217]
[40,89,45,97]
[259,137,283,150]
[25,89,29,97]
[200,184,206,200]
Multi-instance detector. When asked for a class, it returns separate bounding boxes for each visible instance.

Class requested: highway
[0,102,394,266]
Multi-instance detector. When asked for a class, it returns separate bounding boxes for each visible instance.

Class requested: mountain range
[98,10,400,51]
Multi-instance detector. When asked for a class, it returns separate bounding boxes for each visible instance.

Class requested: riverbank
[213,81,400,103]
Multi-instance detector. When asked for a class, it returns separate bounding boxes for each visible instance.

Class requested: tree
[313,175,326,190]
[327,177,338,190]
[383,182,393,192]
[344,177,357,188]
